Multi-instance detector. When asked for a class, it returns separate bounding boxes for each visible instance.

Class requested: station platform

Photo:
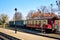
[0,28,58,40]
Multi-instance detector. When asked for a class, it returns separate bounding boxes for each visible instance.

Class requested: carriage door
[54,20,60,32]
[54,20,59,30]
[51,20,55,30]
[58,20,60,31]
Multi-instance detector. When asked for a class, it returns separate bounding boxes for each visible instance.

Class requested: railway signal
[14,8,17,34]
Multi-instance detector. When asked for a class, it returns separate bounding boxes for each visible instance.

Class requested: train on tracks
[9,12,60,33]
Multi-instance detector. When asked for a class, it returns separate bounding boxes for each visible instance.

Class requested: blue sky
[0,0,57,20]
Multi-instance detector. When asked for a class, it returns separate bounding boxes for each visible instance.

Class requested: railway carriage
[26,16,59,32]
[9,20,26,28]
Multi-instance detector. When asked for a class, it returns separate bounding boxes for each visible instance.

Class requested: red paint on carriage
[47,24,52,29]
[26,24,41,28]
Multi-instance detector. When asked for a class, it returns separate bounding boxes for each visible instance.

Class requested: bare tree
[13,12,22,21]
[40,6,49,13]
[26,10,35,19]
[0,14,8,28]
[40,6,46,13]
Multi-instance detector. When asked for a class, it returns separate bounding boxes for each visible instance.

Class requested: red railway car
[26,17,59,32]
[26,11,59,32]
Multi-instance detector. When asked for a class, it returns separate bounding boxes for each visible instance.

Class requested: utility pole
[14,8,17,34]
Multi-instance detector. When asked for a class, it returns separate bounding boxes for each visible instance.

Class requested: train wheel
[52,29,57,33]
[45,29,52,33]
[40,29,46,33]
[31,28,33,30]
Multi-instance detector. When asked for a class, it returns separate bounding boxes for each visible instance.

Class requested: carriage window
[28,21,30,24]
[30,21,31,24]
[37,20,39,25]
[27,20,28,24]
[31,20,32,24]
[34,20,37,24]
[55,20,58,24]
[29,20,30,24]
[46,20,47,24]
[36,20,37,24]
[31,21,32,24]
[34,20,35,24]
[27,21,29,24]
[44,20,47,24]
[32,20,34,25]
[25,21,26,24]
[29,21,31,24]
[43,20,46,24]
[39,21,41,24]
[41,20,43,25]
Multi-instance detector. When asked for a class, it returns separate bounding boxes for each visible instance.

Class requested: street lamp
[14,8,17,33]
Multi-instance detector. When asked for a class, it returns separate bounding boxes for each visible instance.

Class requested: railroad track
[3,27,60,40]
[0,35,9,40]
[18,28,60,39]
[0,32,21,40]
